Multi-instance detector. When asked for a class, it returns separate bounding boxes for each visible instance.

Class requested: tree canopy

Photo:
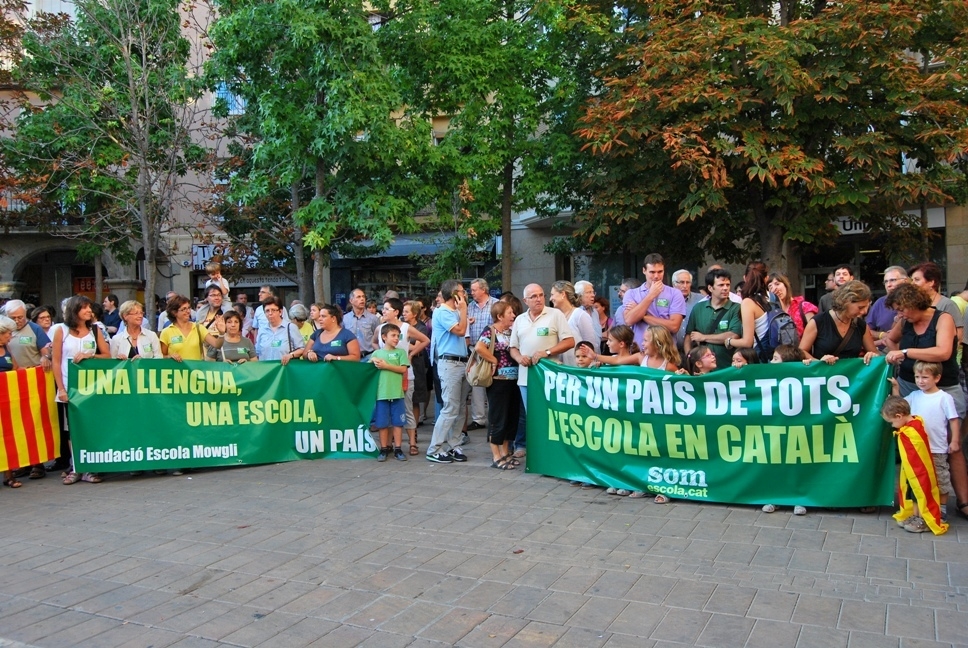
[4,0,209,320]
[568,0,968,272]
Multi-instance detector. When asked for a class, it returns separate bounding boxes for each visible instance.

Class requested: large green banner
[69,359,380,472]
[527,357,895,507]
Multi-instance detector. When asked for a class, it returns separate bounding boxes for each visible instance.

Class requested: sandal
[80,472,102,483]
[654,494,670,504]
[62,472,81,485]
[501,454,521,467]
[29,466,46,480]
[3,478,22,489]
[490,459,516,470]
[409,444,419,456]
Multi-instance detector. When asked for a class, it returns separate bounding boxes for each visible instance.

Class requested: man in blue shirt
[426,279,470,463]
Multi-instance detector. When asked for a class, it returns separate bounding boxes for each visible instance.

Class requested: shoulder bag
[466,327,496,388]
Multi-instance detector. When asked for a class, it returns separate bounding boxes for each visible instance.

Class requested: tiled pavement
[1,433,967,648]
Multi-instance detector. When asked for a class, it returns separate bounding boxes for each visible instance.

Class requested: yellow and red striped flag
[0,366,61,472]
[893,415,948,535]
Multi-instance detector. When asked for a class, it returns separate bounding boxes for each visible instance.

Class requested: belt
[440,354,469,362]
[361,351,373,357]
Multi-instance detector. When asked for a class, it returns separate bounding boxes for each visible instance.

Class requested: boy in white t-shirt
[890,361,961,521]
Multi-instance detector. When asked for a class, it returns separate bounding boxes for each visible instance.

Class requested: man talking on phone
[622,252,686,349]
[426,279,471,463]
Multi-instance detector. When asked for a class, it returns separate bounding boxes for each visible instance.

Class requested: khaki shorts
[932,454,953,496]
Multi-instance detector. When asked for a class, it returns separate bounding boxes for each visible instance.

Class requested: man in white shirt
[509,283,575,457]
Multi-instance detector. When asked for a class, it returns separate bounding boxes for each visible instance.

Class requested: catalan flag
[0,367,61,472]
[893,415,948,535]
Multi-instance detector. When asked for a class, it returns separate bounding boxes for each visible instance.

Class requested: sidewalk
[1,432,967,647]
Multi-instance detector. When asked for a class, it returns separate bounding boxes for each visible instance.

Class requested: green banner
[527,357,895,507]
[69,359,380,472]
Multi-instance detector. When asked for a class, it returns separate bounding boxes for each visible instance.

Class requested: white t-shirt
[905,389,958,453]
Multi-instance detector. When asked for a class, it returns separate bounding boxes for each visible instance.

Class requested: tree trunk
[313,250,326,304]
[94,252,104,304]
[143,224,157,332]
[501,161,513,294]
[290,180,311,304]
[311,158,327,304]
[755,210,786,276]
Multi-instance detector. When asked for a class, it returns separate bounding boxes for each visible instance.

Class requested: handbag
[466,327,497,388]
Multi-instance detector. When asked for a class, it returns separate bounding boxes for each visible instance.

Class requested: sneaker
[377,447,389,462]
[762,504,777,513]
[903,516,928,533]
[569,480,584,486]
[793,505,807,516]
[896,516,909,528]
[616,489,631,496]
[606,487,618,495]
[449,447,468,462]
[393,447,407,461]
[172,469,184,476]
[426,452,453,463]
[457,432,469,446]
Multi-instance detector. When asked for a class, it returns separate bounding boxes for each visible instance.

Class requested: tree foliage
[375,0,561,290]
[4,0,209,323]
[568,0,968,272]
[205,0,438,302]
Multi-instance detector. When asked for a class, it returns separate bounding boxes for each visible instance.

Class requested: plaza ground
[1,432,967,647]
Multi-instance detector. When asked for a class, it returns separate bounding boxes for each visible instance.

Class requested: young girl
[598,325,679,372]
[599,326,670,500]
[761,345,808,515]
[684,344,717,375]
[731,347,760,368]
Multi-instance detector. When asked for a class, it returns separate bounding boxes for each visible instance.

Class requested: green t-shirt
[372,347,408,401]
[684,299,743,369]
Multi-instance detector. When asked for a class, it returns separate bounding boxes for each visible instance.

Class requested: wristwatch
[545,349,551,357]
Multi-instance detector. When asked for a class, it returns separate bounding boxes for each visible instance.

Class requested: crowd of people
[2,257,967,534]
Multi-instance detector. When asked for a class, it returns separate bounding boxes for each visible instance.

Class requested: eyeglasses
[264,308,280,314]
[177,306,192,312]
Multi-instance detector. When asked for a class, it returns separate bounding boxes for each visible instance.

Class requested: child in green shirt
[371,324,410,461]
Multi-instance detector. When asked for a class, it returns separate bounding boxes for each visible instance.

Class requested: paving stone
[416,607,490,645]
[696,612,755,648]
[746,618,802,648]
[650,606,710,643]
[847,630,901,648]
[749,589,799,621]
[797,624,849,647]
[839,600,888,634]
[791,593,843,627]
[662,580,715,610]
[703,583,756,615]
[886,603,937,640]
[605,601,666,637]
[457,613,529,647]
